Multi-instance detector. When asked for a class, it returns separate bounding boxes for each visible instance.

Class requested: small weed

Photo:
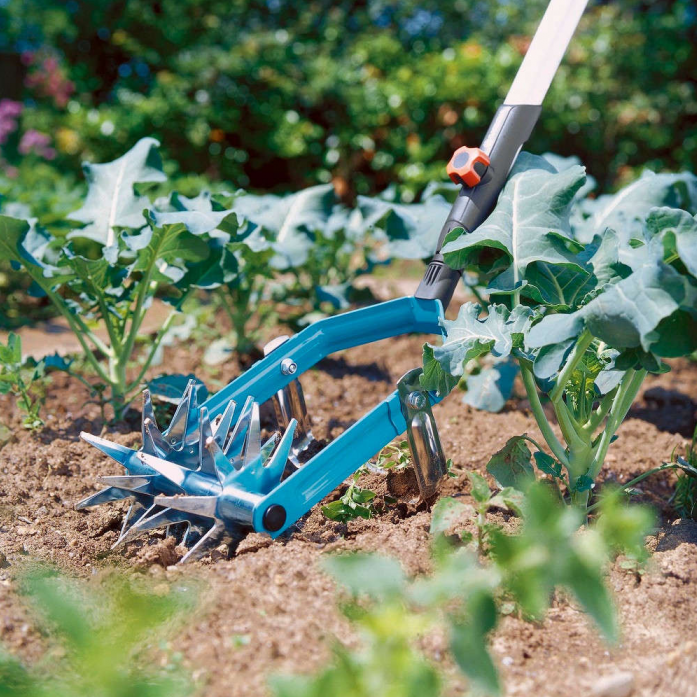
[671,426,697,520]
[0,333,49,429]
[322,471,377,523]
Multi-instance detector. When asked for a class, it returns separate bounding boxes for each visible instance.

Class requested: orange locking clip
[446,146,490,187]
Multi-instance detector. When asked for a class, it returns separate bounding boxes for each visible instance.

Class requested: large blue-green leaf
[645,206,697,276]
[542,152,597,200]
[126,212,210,283]
[0,215,72,285]
[149,191,240,237]
[462,359,519,413]
[228,185,347,268]
[572,171,697,244]
[68,137,166,247]
[528,261,697,357]
[442,155,586,299]
[421,303,532,395]
[358,194,450,260]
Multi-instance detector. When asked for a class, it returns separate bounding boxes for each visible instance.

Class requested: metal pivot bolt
[407,391,427,410]
[264,336,315,467]
[281,358,297,375]
[397,368,448,500]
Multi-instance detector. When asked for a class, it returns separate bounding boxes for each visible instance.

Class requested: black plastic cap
[262,504,287,532]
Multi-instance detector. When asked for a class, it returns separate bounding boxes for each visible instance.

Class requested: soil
[0,316,696,696]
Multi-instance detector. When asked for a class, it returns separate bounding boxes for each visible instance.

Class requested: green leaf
[533,451,563,479]
[7,332,21,365]
[563,537,618,643]
[572,475,594,493]
[358,194,449,259]
[646,206,697,276]
[595,489,655,559]
[489,487,525,515]
[0,215,43,268]
[150,190,241,236]
[442,155,586,298]
[128,213,210,283]
[69,137,166,247]
[450,593,501,696]
[581,262,697,354]
[486,436,534,490]
[322,553,406,600]
[430,497,473,535]
[467,471,491,504]
[229,185,345,268]
[420,344,459,397]
[421,303,532,395]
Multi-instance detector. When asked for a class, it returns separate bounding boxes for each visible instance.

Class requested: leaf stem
[37,282,111,383]
[552,398,587,452]
[520,364,569,468]
[586,462,681,512]
[550,329,593,403]
[583,387,618,436]
[590,369,646,480]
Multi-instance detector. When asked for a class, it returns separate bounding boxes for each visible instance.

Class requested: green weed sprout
[0,333,49,430]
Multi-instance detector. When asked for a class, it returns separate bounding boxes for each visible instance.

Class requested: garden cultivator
[78,0,589,562]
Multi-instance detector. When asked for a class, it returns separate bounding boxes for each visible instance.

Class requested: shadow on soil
[317,355,391,383]
[630,387,697,438]
[655,518,697,552]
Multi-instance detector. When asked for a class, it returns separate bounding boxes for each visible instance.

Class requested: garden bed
[0,326,695,696]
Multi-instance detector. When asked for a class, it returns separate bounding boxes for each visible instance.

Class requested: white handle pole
[505,0,589,106]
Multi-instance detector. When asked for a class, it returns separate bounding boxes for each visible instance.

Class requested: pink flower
[18,129,56,160]
[0,100,22,145]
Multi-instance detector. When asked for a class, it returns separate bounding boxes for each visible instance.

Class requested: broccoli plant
[0,139,260,419]
[422,154,697,509]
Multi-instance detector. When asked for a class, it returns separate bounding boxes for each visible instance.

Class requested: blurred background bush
[0,0,695,206]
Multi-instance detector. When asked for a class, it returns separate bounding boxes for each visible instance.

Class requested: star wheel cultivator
[78,0,590,562]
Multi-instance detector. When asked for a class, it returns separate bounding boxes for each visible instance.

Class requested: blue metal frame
[201,296,444,420]
[196,295,446,537]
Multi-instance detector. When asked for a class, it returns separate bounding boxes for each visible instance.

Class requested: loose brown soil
[0,320,696,696]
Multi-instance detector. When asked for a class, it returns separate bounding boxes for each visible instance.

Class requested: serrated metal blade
[154,494,219,519]
[76,486,131,509]
[80,432,135,467]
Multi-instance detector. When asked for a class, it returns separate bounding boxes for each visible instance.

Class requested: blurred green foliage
[0,0,695,200]
[272,482,654,696]
[0,569,195,697]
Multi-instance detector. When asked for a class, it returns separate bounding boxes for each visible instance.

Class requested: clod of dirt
[591,672,635,697]
[386,466,420,498]
[134,537,183,568]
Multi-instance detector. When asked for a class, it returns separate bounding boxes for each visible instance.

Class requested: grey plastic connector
[415,103,542,309]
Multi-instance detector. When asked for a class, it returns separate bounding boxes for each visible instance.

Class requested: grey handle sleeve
[415,103,542,309]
